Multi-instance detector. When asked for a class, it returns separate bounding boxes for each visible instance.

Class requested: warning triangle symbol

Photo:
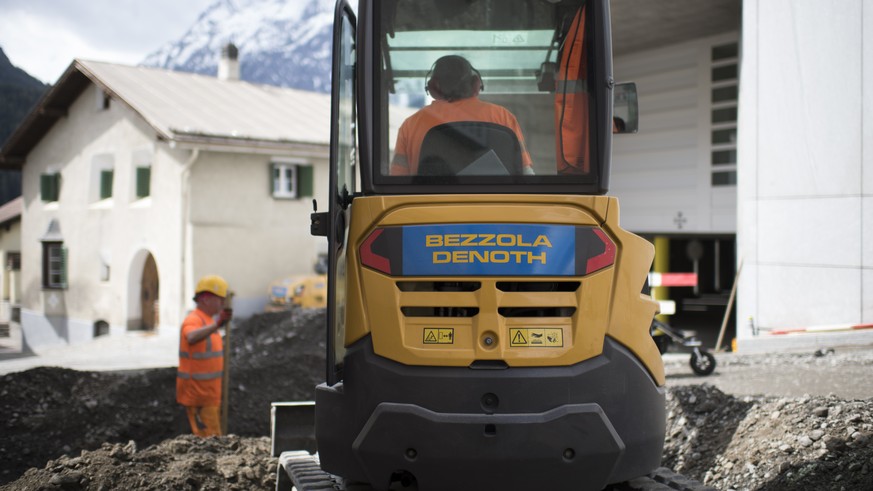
[425,331,438,342]
[512,330,527,345]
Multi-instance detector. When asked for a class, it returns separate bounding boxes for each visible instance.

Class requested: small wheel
[690,350,716,376]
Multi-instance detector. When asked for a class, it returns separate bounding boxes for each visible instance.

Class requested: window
[136,167,151,198]
[42,242,67,289]
[132,149,153,201]
[710,41,739,187]
[40,173,61,202]
[96,89,111,110]
[371,0,603,194]
[91,154,114,202]
[271,161,313,199]
[99,169,114,199]
[6,252,21,271]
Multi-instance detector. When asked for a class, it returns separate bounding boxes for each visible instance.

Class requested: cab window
[374,0,598,188]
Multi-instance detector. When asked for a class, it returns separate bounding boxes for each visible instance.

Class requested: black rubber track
[277,453,717,491]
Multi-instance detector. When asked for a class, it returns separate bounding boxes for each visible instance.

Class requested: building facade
[1,60,331,351]
[735,0,873,350]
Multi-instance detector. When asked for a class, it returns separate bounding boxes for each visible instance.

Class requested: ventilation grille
[397,280,578,318]
[496,281,580,292]
[397,281,481,292]
[401,307,480,318]
[499,307,576,318]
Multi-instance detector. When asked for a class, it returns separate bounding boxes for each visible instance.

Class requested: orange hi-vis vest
[391,97,533,175]
[177,308,224,407]
[555,5,589,175]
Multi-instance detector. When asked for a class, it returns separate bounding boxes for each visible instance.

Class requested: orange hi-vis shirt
[177,308,224,407]
[391,97,533,175]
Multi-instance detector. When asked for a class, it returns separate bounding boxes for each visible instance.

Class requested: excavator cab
[275,1,665,490]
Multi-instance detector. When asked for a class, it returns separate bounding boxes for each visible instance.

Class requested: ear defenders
[424,55,484,98]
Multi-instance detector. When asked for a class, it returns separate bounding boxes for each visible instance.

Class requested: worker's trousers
[185,406,222,437]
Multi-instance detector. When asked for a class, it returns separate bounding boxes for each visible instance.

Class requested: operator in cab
[389,55,535,176]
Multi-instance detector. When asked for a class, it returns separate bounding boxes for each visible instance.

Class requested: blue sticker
[271,286,288,297]
[402,224,576,276]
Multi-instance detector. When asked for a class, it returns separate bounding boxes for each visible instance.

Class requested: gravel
[1,309,871,490]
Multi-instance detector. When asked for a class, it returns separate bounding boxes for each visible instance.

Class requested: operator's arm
[505,113,535,174]
[389,119,412,175]
[390,154,410,175]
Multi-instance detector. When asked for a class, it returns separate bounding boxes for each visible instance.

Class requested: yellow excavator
[271,1,713,490]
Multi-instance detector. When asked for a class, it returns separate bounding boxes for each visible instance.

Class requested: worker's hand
[217,308,233,327]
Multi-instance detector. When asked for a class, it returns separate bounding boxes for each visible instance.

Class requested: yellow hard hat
[195,275,228,298]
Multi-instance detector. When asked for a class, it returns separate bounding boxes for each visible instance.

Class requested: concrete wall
[737,0,872,341]
[613,33,739,235]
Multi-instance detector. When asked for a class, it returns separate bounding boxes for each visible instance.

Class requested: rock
[49,470,83,486]
[810,429,825,441]
[813,406,829,418]
[798,436,814,448]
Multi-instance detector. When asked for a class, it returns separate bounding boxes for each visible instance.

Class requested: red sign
[648,272,698,287]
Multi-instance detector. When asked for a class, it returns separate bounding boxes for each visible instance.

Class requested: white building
[0,196,22,332]
[0,57,331,351]
[735,0,873,350]
[609,0,872,349]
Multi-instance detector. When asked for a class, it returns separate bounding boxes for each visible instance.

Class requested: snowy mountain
[141,0,335,92]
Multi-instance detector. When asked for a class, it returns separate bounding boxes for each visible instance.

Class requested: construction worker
[177,275,233,437]
[555,5,589,175]
[390,55,535,176]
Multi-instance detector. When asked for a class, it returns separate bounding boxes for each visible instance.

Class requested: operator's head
[426,55,483,102]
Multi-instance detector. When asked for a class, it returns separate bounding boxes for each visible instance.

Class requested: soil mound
[0,307,325,487]
[666,384,873,490]
[2,309,871,490]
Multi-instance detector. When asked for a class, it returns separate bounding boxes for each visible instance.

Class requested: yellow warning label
[423,328,454,344]
[509,328,563,347]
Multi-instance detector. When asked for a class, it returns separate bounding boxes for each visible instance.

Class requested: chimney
[218,43,240,81]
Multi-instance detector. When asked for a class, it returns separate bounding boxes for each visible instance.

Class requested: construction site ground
[0,309,871,491]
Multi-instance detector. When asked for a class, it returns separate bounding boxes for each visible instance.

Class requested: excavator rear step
[276,452,716,491]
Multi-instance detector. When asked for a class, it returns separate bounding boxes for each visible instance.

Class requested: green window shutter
[297,165,314,198]
[136,167,151,198]
[100,170,113,199]
[61,246,68,289]
[40,174,51,201]
[41,173,59,201]
[270,163,278,195]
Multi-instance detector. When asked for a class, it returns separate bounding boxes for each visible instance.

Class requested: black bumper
[315,337,665,491]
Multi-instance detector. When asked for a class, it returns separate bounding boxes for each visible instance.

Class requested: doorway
[140,253,159,330]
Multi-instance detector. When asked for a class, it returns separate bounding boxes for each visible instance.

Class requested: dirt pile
[225,309,325,436]
[665,384,873,491]
[6,435,276,491]
[0,307,325,487]
[0,366,185,486]
[1,308,872,490]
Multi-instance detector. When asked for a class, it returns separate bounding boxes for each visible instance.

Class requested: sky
[0,0,214,84]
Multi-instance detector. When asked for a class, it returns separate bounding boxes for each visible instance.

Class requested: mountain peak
[141,0,334,92]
